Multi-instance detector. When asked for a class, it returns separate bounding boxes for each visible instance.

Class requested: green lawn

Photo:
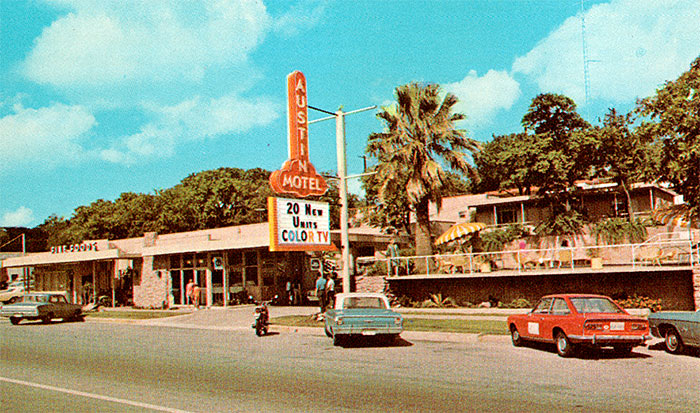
[271,315,509,335]
[85,311,187,320]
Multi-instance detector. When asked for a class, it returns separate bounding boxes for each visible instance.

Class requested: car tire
[9,316,21,325]
[41,314,52,324]
[555,331,575,357]
[8,296,18,304]
[664,328,684,354]
[510,326,523,347]
[333,332,344,347]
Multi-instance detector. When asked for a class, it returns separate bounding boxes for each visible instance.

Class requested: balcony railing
[356,238,699,278]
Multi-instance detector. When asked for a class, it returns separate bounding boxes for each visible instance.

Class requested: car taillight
[584,321,605,331]
[335,317,343,325]
[394,317,402,325]
[630,322,647,331]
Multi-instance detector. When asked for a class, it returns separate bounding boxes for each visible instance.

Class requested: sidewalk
[91,305,512,343]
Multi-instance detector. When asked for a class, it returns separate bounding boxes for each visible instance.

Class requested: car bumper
[568,334,652,345]
[334,326,403,336]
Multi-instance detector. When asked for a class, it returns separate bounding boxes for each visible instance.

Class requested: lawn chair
[557,249,573,268]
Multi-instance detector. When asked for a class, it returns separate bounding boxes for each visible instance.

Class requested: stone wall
[386,269,696,311]
[355,275,388,294]
[133,255,169,309]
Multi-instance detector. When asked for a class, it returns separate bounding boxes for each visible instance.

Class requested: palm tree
[366,82,478,261]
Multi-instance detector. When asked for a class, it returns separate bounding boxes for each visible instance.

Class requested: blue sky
[2,0,699,228]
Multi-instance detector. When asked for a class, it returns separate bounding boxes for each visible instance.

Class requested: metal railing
[356,238,699,278]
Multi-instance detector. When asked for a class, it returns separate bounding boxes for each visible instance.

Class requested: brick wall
[133,256,169,309]
[693,267,700,311]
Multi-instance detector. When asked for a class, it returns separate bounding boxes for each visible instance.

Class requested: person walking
[325,274,335,309]
[315,273,326,313]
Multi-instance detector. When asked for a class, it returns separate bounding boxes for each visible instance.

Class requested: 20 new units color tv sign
[268,197,332,251]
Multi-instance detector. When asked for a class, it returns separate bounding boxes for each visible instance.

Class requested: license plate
[362,330,377,336]
[610,322,625,331]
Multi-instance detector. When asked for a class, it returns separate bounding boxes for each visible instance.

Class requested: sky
[2,0,700,228]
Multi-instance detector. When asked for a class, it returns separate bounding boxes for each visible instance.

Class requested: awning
[435,222,487,245]
[1,248,137,268]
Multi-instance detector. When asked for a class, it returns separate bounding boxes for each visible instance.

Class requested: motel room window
[496,209,517,224]
[244,250,259,287]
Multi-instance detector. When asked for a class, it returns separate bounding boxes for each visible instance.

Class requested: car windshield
[344,297,387,309]
[570,297,624,314]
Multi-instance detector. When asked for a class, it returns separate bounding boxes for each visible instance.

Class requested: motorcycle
[252,296,277,336]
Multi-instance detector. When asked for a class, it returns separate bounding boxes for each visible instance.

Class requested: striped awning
[435,222,487,245]
[652,204,699,228]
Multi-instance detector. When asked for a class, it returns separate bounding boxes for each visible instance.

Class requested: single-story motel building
[1,223,396,309]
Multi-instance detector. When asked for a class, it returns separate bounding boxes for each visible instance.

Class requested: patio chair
[451,255,467,273]
[557,249,573,268]
[637,247,663,266]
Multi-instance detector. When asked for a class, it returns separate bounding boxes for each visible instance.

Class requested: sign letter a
[296,79,305,93]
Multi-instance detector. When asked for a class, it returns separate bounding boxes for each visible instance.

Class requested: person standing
[185,279,195,306]
[192,283,201,310]
[315,273,326,313]
[325,274,336,309]
[387,239,400,276]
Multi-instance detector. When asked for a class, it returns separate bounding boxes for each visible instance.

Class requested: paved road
[2,312,698,412]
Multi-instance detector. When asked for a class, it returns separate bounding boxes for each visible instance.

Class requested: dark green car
[648,309,700,354]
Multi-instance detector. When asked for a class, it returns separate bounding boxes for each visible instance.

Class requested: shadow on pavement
[336,336,413,348]
[518,340,651,359]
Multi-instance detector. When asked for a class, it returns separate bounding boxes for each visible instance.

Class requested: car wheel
[8,296,18,304]
[41,314,52,324]
[333,332,344,347]
[664,328,684,354]
[555,331,575,357]
[9,316,21,325]
[510,326,523,347]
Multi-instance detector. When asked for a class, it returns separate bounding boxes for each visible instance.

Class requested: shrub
[505,298,532,308]
[420,293,458,308]
[616,294,663,312]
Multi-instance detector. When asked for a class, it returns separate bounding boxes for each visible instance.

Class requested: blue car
[324,292,403,346]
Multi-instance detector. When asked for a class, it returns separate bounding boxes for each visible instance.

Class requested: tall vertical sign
[269,71,333,252]
[270,71,328,197]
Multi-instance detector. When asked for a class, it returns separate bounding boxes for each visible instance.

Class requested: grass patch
[272,315,509,335]
[85,311,187,320]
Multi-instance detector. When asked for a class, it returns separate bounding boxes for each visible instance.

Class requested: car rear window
[570,297,624,314]
[344,297,387,309]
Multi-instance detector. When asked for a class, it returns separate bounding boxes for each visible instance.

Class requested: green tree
[593,109,654,218]
[636,56,700,219]
[158,167,274,232]
[472,132,536,195]
[365,82,478,259]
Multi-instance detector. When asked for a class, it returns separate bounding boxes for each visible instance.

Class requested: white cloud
[101,93,281,164]
[445,70,521,128]
[24,0,271,89]
[1,207,35,227]
[513,0,700,104]
[0,103,96,167]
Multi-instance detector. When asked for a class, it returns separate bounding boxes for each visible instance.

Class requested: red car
[507,294,651,357]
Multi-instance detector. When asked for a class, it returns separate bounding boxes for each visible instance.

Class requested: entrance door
[170,270,183,305]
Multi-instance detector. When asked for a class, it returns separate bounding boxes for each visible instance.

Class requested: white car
[0,283,25,304]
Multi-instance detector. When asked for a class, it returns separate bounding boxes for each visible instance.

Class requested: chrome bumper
[568,334,652,345]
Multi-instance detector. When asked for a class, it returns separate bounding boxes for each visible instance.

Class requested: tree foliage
[636,56,700,219]
[364,82,478,257]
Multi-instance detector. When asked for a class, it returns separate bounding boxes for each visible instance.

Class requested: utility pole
[309,105,376,293]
